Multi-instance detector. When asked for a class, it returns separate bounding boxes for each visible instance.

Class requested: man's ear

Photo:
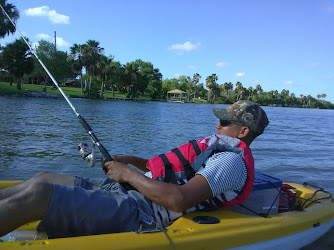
[237,126,250,139]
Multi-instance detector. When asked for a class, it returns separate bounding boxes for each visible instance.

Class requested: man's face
[215,121,243,138]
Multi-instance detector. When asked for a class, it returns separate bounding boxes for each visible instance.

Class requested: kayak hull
[0,181,333,249]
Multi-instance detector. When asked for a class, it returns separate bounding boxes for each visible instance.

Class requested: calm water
[0,96,333,247]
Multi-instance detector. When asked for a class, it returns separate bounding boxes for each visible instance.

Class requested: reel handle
[77,143,103,168]
[78,115,113,162]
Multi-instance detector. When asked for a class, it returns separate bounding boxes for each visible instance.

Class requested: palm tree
[190,73,201,98]
[289,93,297,107]
[206,74,219,103]
[248,86,254,98]
[1,38,34,89]
[272,90,279,104]
[108,61,124,96]
[222,82,233,99]
[96,55,113,98]
[192,73,201,85]
[255,84,263,95]
[235,82,244,101]
[81,40,104,91]
[307,95,312,107]
[300,94,305,107]
[0,0,19,39]
[205,75,213,88]
[68,43,84,95]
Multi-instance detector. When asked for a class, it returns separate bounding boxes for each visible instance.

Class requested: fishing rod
[0,5,113,166]
[1,8,177,247]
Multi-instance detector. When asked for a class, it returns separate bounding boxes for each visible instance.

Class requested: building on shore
[167,89,189,103]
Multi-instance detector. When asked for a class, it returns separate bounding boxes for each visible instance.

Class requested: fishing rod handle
[78,115,113,161]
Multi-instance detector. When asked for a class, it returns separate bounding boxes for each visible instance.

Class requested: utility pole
[54,31,57,51]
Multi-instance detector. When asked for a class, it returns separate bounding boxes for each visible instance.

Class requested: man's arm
[104,161,213,213]
[111,155,149,172]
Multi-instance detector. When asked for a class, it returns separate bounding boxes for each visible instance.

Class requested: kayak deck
[0,182,333,249]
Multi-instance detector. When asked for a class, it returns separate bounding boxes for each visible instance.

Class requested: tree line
[0,0,333,109]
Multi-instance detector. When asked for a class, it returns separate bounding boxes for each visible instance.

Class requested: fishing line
[0,4,113,164]
[1,7,175,248]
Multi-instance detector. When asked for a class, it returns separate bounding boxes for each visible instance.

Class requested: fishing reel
[77,142,104,167]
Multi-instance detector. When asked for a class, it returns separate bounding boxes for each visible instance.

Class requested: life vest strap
[200,200,214,211]
[212,197,224,208]
[189,140,202,156]
[220,193,227,202]
[171,148,196,181]
[159,154,177,184]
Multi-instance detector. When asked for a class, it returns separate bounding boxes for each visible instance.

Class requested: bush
[83,83,100,99]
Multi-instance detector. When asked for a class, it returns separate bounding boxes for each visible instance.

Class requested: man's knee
[33,171,53,182]
[10,181,54,220]
[25,181,54,211]
[31,172,74,186]
[24,180,53,199]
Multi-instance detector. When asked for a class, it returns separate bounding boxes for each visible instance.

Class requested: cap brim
[212,108,230,120]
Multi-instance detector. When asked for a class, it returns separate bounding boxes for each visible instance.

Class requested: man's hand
[102,155,149,174]
[103,161,137,183]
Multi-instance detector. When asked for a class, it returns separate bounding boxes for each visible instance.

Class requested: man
[0,100,269,238]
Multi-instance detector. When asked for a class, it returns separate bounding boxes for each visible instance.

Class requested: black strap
[159,153,177,184]
[171,148,196,181]
[234,190,241,195]
[189,140,202,156]
[212,197,224,208]
[199,200,214,211]
[220,193,227,202]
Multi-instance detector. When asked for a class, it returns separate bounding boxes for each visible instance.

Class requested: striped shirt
[198,151,247,197]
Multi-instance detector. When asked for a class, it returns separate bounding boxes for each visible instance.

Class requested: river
[0,96,333,248]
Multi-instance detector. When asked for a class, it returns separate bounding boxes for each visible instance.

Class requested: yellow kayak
[0,181,333,249]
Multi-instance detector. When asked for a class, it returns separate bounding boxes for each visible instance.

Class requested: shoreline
[0,85,332,109]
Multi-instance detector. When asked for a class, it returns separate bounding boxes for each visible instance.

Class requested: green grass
[0,82,209,103]
[0,82,146,99]
[192,98,208,103]
[0,81,84,97]
[0,82,25,95]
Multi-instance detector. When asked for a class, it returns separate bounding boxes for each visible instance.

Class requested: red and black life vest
[146,136,255,208]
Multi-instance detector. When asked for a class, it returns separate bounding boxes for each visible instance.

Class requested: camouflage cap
[212,100,269,135]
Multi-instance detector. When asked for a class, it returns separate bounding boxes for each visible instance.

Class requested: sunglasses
[219,120,232,127]
[220,120,243,127]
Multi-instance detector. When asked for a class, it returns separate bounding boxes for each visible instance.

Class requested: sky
[1,0,334,102]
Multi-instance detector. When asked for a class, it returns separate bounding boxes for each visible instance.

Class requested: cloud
[174,74,182,78]
[283,81,296,86]
[35,33,70,48]
[36,33,51,40]
[24,6,70,24]
[188,65,197,71]
[216,62,230,67]
[56,37,71,47]
[168,41,201,55]
[235,72,246,77]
